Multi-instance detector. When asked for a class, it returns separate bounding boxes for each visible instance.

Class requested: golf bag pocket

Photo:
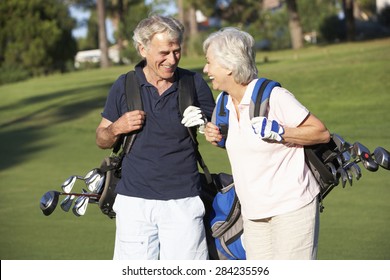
[98,156,122,219]
[209,174,246,260]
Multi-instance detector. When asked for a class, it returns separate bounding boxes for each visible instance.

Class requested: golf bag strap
[251,78,281,118]
[122,71,142,155]
[178,70,213,185]
[111,71,141,156]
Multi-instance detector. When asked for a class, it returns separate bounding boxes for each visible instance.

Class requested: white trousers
[113,194,209,260]
[243,197,319,260]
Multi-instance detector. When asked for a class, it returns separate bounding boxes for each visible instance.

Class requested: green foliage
[0,64,30,85]
[0,0,77,84]
[357,0,377,16]
[246,8,291,50]
[78,10,99,50]
[320,15,346,42]
[215,0,262,24]
[186,31,211,56]
[0,38,389,260]
[119,1,151,63]
[297,0,338,35]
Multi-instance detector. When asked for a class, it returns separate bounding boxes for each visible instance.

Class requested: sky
[69,5,115,43]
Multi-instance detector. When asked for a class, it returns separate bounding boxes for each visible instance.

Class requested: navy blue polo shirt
[101,62,215,200]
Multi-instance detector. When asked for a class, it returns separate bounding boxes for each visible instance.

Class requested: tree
[343,0,356,41]
[286,0,303,49]
[107,0,149,64]
[175,0,214,55]
[97,0,110,67]
[214,0,261,25]
[0,0,77,82]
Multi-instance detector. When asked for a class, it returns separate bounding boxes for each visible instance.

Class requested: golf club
[62,169,101,193]
[373,147,390,170]
[350,142,379,172]
[40,190,100,216]
[336,167,348,188]
[61,176,78,193]
[40,190,60,216]
[85,171,105,193]
[344,162,362,180]
[325,162,338,184]
[72,191,90,217]
[60,194,75,212]
[332,133,351,152]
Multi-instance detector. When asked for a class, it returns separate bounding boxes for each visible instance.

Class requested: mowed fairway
[0,38,389,260]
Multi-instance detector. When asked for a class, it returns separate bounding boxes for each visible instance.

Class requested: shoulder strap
[177,68,213,184]
[177,68,197,144]
[112,71,142,155]
[212,78,281,148]
[249,78,281,118]
[177,68,196,115]
[211,92,229,148]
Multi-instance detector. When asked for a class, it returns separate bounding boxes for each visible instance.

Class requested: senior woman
[202,27,330,260]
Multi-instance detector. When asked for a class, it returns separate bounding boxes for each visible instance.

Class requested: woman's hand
[204,122,223,146]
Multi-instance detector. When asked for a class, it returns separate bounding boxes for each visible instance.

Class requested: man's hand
[117,110,146,134]
[251,116,284,142]
[181,106,208,133]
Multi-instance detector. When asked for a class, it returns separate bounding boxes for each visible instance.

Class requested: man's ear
[138,44,147,58]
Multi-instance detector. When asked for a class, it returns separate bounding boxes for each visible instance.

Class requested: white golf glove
[181,105,208,134]
[251,116,284,142]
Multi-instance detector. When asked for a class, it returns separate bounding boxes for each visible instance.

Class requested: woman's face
[203,46,231,91]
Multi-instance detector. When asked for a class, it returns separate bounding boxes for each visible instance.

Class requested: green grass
[0,38,389,260]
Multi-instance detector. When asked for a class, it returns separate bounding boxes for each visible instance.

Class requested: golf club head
[373,147,390,170]
[40,191,60,216]
[350,162,362,180]
[332,133,351,152]
[86,172,105,193]
[84,169,97,181]
[60,194,75,212]
[352,142,379,172]
[341,151,351,163]
[346,169,353,186]
[335,155,343,167]
[325,162,338,183]
[62,176,77,193]
[72,195,89,217]
[337,168,348,188]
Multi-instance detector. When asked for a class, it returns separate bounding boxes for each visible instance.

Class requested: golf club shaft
[60,192,100,198]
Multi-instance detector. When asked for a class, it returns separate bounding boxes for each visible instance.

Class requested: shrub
[0,64,30,85]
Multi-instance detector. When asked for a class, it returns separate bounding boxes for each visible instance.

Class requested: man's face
[139,32,181,82]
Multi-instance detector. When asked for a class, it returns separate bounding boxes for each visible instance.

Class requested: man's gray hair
[203,27,258,85]
[133,14,185,55]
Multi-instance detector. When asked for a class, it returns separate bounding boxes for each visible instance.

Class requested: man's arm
[96,110,146,149]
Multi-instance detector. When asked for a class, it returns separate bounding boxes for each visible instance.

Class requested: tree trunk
[97,0,110,68]
[114,0,125,64]
[177,0,184,25]
[188,6,197,37]
[286,0,303,50]
[343,0,355,41]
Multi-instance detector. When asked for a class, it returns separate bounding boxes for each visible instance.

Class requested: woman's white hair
[203,27,258,85]
[133,14,184,56]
